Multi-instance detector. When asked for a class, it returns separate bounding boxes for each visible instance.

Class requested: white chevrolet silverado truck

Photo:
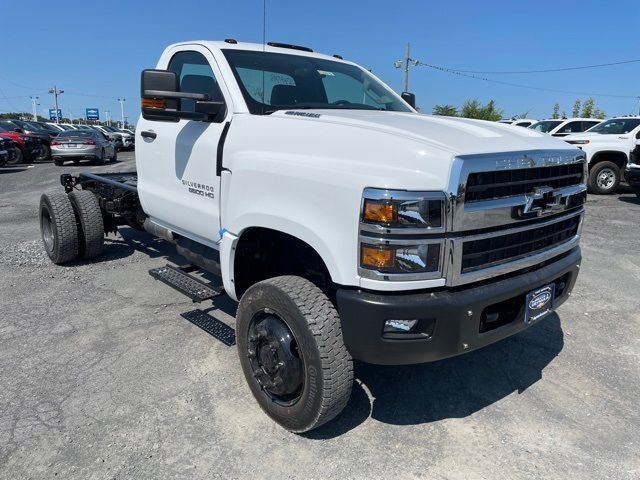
[38,40,587,433]
[563,116,640,194]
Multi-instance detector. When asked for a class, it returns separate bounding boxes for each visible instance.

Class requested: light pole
[117,98,125,128]
[105,110,111,127]
[30,96,39,121]
[48,86,64,123]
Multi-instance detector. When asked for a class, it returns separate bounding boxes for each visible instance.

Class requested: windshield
[529,120,563,133]
[222,49,412,115]
[587,118,640,135]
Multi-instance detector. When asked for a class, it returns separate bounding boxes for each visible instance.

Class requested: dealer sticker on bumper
[524,284,555,324]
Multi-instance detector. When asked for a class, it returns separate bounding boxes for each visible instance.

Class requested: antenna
[261,0,267,113]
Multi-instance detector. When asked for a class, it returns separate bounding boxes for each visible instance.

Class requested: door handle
[141,130,156,139]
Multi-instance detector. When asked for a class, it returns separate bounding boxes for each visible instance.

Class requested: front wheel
[588,161,620,194]
[236,276,353,433]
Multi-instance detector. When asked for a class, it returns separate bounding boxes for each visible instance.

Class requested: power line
[416,62,639,99]
[445,58,640,75]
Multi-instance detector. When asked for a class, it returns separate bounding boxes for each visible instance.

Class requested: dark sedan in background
[50,130,116,165]
[0,125,45,163]
[0,119,55,160]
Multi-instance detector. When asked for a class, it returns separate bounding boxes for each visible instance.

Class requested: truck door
[136,46,230,247]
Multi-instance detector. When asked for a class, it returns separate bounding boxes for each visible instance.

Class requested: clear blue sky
[1,0,639,122]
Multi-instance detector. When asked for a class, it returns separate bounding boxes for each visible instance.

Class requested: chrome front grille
[460,213,581,273]
[465,163,584,202]
[443,149,586,286]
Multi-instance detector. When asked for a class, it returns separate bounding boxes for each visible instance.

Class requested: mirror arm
[143,90,209,100]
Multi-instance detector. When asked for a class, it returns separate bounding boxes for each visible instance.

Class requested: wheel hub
[597,168,615,189]
[247,313,303,403]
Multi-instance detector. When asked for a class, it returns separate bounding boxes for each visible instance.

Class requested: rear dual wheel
[39,190,104,264]
[236,276,353,433]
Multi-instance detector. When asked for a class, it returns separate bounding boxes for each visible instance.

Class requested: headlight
[361,188,445,231]
[360,243,441,274]
[359,188,446,281]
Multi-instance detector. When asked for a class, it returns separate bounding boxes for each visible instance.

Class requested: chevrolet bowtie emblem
[522,186,563,217]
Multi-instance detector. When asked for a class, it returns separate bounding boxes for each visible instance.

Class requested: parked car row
[499,116,640,194]
[0,119,134,166]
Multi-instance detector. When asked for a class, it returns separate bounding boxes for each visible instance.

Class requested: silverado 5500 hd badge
[182,179,215,199]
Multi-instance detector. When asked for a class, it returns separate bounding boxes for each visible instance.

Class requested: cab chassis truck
[39,40,586,433]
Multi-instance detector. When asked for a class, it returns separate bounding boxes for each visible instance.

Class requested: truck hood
[273,110,572,156]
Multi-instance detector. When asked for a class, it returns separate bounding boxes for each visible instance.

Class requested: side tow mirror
[141,69,219,122]
[401,92,416,109]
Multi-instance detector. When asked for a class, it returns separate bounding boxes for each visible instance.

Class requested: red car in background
[0,126,45,164]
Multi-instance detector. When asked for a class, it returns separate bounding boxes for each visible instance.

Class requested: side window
[167,50,224,112]
[557,121,581,134]
[234,67,296,105]
[583,121,599,131]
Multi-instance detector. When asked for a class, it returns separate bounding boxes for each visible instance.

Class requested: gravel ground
[1,153,639,480]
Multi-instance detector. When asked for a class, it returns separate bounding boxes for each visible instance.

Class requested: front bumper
[625,166,640,191]
[336,247,581,365]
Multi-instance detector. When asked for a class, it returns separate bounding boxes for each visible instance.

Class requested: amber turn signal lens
[361,245,395,269]
[142,98,166,109]
[363,200,397,224]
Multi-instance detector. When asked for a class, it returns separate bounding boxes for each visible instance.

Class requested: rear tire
[588,161,620,194]
[8,147,23,165]
[110,149,118,162]
[68,190,104,259]
[236,276,353,433]
[38,144,51,161]
[39,192,79,264]
[96,148,106,165]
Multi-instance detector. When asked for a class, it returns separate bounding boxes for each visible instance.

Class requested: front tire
[54,158,64,166]
[39,192,79,264]
[588,161,620,194]
[236,276,353,433]
[68,190,104,259]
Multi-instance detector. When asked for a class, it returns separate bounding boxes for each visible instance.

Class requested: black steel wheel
[39,192,79,264]
[247,311,305,406]
[236,276,353,433]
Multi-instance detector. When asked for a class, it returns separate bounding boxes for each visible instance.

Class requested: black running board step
[149,264,222,302]
[181,309,236,346]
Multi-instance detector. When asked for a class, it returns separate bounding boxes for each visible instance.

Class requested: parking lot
[1,153,639,479]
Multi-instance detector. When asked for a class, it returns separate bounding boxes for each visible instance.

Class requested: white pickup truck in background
[564,117,640,194]
[38,39,587,432]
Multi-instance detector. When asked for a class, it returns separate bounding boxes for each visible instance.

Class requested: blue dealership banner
[49,109,62,120]
[86,108,99,120]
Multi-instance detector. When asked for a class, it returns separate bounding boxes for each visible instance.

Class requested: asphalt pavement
[1,152,639,479]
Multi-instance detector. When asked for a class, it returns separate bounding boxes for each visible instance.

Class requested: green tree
[572,99,581,118]
[593,108,606,120]
[432,104,459,117]
[552,103,560,119]
[461,99,503,121]
[581,98,595,118]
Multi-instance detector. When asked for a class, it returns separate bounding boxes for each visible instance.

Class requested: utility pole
[30,96,39,121]
[394,43,419,93]
[117,98,125,128]
[105,110,111,127]
[48,86,64,123]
